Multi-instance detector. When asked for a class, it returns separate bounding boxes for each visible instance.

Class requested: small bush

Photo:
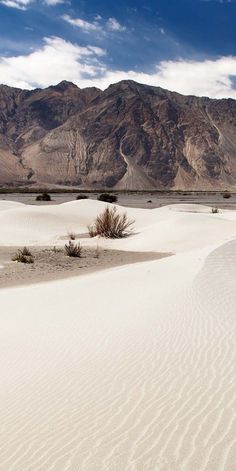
[12,247,34,264]
[88,206,134,239]
[68,232,76,240]
[76,194,88,200]
[97,193,118,203]
[65,241,82,257]
[223,191,232,199]
[36,192,51,201]
[21,246,33,256]
[211,207,219,214]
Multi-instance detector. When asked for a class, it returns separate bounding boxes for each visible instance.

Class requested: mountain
[1,79,236,190]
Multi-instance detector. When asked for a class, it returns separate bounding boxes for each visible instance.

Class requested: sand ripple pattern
[0,241,236,470]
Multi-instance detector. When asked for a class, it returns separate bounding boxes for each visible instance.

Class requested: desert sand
[0,246,168,288]
[0,199,236,470]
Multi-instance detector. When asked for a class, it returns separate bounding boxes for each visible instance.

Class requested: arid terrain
[2,80,236,190]
[1,190,236,209]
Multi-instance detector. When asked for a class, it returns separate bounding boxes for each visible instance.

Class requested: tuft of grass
[68,232,76,240]
[21,246,32,256]
[65,240,82,257]
[211,207,219,214]
[88,206,134,239]
[12,247,34,264]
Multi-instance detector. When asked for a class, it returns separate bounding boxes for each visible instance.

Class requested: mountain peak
[50,81,79,92]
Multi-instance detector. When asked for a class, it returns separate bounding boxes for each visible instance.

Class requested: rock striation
[1,79,236,189]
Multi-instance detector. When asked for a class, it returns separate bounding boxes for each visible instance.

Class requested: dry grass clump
[88,206,134,239]
[65,240,82,257]
[68,232,76,240]
[211,207,219,214]
[12,246,34,264]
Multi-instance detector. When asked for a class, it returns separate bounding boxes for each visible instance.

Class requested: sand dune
[0,200,236,470]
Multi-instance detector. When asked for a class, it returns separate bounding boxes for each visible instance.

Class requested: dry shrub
[211,207,219,214]
[76,194,88,200]
[88,206,134,239]
[97,193,118,203]
[223,191,232,199]
[36,192,51,201]
[12,247,34,264]
[65,240,82,257]
[68,232,76,240]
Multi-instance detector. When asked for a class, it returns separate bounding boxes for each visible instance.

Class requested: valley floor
[0,199,236,470]
[1,190,236,209]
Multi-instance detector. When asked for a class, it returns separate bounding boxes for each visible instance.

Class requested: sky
[1,0,236,97]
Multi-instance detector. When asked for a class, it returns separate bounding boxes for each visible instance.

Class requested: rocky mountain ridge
[1,79,236,190]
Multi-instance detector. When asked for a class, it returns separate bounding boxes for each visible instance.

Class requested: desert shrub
[12,247,34,264]
[21,246,32,256]
[36,192,51,201]
[65,240,82,257]
[68,232,76,240]
[211,207,219,214]
[223,191,232,199]
[97,193,118,203]
[76,194,88,200]
[88,206,134,239]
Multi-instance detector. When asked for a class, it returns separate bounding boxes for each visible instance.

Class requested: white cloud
[62,14,126,35]
[62,14,102,33]
[0,37,106,89]
[2,37,236,99]
[44,0,64,5]
[0,0,64,8]
[106,17,126,32]
[82,56,236,99]
[0,0,32,9]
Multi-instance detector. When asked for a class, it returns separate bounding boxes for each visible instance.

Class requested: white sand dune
[0,200,236,470]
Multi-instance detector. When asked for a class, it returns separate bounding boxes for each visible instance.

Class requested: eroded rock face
[1,79,236,189]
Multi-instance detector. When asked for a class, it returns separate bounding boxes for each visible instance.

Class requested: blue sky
[1,0,236,97]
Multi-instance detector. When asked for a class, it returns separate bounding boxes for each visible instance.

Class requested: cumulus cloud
[0,36,106,89]
[1,37,236,99]
[83,56,236,99]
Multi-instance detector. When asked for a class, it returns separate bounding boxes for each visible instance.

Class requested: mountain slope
[1,79,236,189]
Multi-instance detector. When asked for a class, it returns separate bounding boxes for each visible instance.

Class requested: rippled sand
[0,200,236,470]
